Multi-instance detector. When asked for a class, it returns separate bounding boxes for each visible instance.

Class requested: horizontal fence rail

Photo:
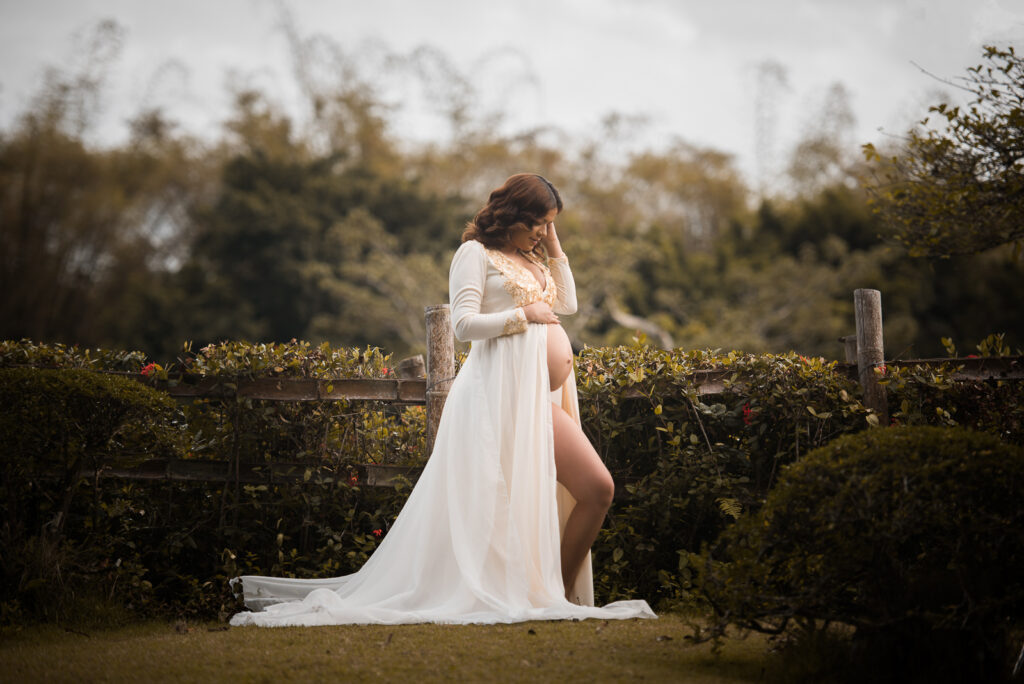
[74,459,420,488]
[122,355,1024,404]
[130,375,428,403]
[860,355,1024,381]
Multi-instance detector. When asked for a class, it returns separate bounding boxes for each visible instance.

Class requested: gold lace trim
[484,248,557,308]
[502,308,528,336]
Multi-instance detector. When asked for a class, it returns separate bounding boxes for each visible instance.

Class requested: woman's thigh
[551,403,614,506]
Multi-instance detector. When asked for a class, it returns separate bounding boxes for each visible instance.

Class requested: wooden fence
[82,289,1024,487]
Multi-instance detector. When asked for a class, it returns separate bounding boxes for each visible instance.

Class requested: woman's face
[508,208,557,252]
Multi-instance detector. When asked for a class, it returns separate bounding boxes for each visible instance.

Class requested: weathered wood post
[425,304,455,455]
[838,335,858,363]
[854,289,889,425]
[395,354,426,379]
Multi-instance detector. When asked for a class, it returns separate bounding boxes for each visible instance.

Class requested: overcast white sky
[1,0,1022,186]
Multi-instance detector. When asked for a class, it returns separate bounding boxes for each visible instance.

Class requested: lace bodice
[449,239,577,342]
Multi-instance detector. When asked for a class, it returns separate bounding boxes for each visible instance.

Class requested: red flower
[141,363,157,377]
[877,364,887,376]
[373,529,382,537]
[742,402,752,426]
[382,367,390,376]
[348,473,359,486]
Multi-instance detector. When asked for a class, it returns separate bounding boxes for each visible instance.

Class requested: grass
[1,613,775,683]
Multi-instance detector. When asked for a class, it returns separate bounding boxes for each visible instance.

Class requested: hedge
[1,338,1021,623]
[696,426,1024,681]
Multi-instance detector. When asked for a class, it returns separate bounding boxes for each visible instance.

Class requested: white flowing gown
[229,240,656,626]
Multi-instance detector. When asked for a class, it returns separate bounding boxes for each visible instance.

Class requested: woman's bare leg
[551,402,614,599]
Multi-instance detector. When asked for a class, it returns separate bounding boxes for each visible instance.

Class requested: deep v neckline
[483,246,556,308]
[507,250,546,291]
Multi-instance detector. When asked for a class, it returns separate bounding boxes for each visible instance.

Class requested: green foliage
[176,340,424,469]
[186,339,391,378]
[0,20,209,356]
[864,45,1024,256]
[973,331,1016,357]
[697,426,1024,680]
[177,103,460,356]
[880,356,1024,441]
[580,345,871,604]
[6,338,1023,626]
[0,340,424,623]
[620,181,1016,359]
[0,367,186,621]
[0,339,147,371]
[4,24,1023,363]
[576,342,1024,610]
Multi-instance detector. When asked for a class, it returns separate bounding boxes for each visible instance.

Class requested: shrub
[179,340,424,469]
[0,342,421,623]
[4,339,1023,625]
[580,346,873,604]
[0,338,146,371]
[579,344,1024,608]
[697,426,1024,681]
[881,360,1024,444]
[0,368,186,621]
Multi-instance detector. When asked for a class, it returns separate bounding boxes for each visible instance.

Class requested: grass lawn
[1,613,774,683]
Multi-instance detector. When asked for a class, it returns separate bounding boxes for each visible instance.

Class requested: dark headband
[534,175,559,206]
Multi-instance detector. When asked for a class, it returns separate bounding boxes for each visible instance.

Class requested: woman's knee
[598,470,615,508]
[584,469,615,509]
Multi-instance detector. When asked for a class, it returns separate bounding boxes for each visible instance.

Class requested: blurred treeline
[3,21,1022,363]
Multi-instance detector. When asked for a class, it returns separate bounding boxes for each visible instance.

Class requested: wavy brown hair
[462,174,563,251]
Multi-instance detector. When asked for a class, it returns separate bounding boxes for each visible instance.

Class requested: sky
[1,0,1022,187]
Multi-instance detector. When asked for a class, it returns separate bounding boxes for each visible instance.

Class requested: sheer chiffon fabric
[229,242,655,626]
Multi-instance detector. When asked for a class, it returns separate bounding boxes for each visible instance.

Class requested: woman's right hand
[521,301,559,324]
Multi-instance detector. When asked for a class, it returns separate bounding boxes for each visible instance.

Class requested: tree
[787,83,857,196]
[178,91,459,355]
[0,21,204,353]
[863,46,1024,256]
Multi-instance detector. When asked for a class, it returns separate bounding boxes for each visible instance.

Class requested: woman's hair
[462,174,563,250]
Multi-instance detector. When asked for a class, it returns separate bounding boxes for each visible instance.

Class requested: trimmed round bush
[699,426,1024,681]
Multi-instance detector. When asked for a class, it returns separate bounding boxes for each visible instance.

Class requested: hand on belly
[546,323,574,390]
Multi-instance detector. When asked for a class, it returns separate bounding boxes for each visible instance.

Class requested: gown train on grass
[230,241,656,626]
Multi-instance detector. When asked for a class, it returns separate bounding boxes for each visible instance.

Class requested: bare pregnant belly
[547,323,573,391]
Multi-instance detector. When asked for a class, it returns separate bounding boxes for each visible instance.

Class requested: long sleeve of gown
[450,241,528,342]
[548,255,577,315]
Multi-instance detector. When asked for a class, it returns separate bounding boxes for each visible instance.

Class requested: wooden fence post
[425,304,455,455]
[854,288,889,426]
[838,335,858,363]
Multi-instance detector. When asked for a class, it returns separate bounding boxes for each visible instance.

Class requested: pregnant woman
[230,174,655,626]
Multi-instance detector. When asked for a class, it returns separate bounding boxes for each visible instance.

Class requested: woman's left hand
[541,222,564,257]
